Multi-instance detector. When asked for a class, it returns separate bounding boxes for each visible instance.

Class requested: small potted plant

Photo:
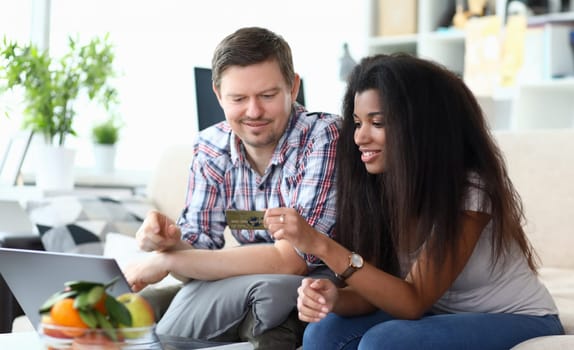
[91,117,122,174]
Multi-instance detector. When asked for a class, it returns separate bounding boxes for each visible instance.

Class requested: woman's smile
[360,149,382,163]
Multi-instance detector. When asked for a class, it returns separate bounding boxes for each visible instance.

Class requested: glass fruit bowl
[38,322,161,350]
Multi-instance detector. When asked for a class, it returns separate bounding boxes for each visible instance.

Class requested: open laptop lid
[0,247,131,328]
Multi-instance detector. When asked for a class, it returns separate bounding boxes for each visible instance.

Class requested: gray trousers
[139,277,306,350]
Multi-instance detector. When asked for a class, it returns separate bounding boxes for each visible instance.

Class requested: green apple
[116,293,155,338]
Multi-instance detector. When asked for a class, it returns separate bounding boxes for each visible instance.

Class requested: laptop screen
[0,248,131,328]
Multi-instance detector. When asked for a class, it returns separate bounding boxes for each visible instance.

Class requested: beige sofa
[145,131,574,348]
[494,130,574,348]
[12,131,574,348]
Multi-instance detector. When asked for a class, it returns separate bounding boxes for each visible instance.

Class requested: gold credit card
[225,210,266,230]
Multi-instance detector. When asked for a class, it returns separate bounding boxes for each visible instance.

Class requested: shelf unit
[367,30,466,74]
[367,0,574,130]
[368,0,467,74]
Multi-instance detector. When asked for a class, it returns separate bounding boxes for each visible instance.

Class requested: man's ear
[212,82,223,104]
[290,74,301,104]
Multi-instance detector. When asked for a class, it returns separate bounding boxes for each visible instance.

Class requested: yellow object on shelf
[377,0,417,36]
[464,15,503,96]
[501,15,527,87]
[453,4,469,29]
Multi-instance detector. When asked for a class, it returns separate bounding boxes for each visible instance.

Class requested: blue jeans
[303,311,564,350]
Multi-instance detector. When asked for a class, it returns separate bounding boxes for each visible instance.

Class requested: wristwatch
[335,252,364,281]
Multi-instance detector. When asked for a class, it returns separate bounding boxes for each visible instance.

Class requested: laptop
[0,200,38,239]
[0,247,131,328]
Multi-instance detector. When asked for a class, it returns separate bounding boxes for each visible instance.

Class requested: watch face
[350,253,363,268]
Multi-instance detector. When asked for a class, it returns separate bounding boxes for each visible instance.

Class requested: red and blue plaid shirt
[177,104,341,267]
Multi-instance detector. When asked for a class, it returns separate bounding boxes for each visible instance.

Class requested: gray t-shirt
[402,176,558,316]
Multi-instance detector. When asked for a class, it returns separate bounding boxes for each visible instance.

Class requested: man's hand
[136,210,181,252]
[297,278,338,323]
[124,253,170,292]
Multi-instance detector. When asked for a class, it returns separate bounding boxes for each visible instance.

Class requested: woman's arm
[286,210,490,319]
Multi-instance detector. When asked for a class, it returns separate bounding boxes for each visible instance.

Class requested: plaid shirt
[177,104,341,267]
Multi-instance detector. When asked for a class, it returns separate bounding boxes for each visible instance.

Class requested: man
[125,27,340,349]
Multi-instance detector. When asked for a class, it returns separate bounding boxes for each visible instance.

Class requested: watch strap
[335,252,363,281]
[336,265,357,281]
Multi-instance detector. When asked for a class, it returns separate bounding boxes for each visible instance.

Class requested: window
[8,0,366,172]
[0,0,33,161]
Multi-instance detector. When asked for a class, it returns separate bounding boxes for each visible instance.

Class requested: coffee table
[0,331,253,349]
[0,332,43,349]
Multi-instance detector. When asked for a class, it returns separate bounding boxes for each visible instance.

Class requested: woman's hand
[297,278,338,323]
[264,208,322,254]
[123,253,170,292]
[136,210,181,252]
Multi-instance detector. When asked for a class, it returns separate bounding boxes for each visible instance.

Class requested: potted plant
[0,34,119,190]
[91,117,122,174]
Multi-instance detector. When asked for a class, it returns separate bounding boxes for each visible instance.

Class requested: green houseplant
[91,117,122,173]
[0,34,118,146]
[92,118,121,145]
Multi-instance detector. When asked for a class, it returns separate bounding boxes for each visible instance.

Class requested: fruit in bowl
[38,278,159,349]
[116,293,155,339]
[39,322,157,350]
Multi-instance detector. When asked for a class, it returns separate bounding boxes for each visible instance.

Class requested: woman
[264,54,564,349]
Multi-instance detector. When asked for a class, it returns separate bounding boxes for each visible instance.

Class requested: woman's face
[353,89,387,174]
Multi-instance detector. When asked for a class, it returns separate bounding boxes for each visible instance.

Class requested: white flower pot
[93,143,116,174]
[35,145,76,191]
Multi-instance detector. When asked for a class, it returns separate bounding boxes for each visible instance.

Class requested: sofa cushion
[26,196,154,255]
[511,335,574,349]
[103,232,181,288]
[494,130,574,269]
[146,144,194,222]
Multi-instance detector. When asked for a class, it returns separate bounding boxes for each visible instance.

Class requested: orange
[50,298,89,337]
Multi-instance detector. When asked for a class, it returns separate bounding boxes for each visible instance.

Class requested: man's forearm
[171,239,194,251]
[160,240,308,281]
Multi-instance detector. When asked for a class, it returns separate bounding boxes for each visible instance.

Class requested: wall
[24,0,370,172]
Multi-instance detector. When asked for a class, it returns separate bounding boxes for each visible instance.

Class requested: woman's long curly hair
[335,54,536,276]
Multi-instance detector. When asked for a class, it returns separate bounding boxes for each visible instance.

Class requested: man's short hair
[211,27,295,90]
